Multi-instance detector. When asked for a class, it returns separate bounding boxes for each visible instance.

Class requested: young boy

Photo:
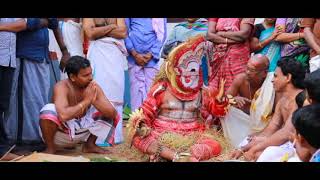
[291,104,320,162]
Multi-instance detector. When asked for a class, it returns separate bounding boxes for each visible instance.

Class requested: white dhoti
[221,107,251,148]
[249,72,275,133]
[39,103,118,148]
[59,20,85,80]
[224,72,275,148]
[257,141,296,162]
[61,20,84,57]
[87,37,127,144]
[309,55,320,73]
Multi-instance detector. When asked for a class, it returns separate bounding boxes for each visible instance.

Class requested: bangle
[225,38,228,44]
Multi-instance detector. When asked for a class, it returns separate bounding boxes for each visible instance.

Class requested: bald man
[227,54,270,114]
[220,54,270,147]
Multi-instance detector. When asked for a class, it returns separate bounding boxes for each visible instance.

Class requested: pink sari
[208,18,254,91]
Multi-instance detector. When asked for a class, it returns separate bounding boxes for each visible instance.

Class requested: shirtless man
[39,56,118,154]
[226,54,269,114]
[234,57,306,161]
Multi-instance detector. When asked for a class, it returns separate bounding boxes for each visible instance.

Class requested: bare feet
[82,143,112,154]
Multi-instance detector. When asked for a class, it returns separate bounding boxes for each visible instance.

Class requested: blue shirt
[16,18,58,63]
[0,18,19,68]
[124,18,166,67]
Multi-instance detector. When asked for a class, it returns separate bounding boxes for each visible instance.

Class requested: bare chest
[158,90,201,121]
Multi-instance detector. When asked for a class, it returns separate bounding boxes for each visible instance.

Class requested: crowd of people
[0,18,319,162]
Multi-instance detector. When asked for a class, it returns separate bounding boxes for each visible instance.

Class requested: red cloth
[208,18,254,92]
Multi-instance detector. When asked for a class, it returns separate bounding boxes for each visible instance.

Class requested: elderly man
[39,56,118,154]
[221,54,270,147]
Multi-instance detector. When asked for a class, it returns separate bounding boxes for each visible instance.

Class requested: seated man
[222,54,269,147]
[232,57,306,161]
[39,56,118,154]
[291,104,320,162]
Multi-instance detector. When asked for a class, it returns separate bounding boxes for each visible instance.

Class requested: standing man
[0,18,22,143]
[125,18,167,111]
[0,18,70,147]
[83,18,127,144]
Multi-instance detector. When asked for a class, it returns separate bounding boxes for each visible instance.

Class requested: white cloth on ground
[256,141,296,162]
[221,106,251,148]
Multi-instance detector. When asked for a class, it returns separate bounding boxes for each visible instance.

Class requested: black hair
[292,104,320,149]
[277,57,306,89]
[295,90,306,108]
[65,56,91,78]
[304,69,320,103]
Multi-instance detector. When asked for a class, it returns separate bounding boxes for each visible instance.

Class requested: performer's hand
[216,78,226,102]
[234,96,251,108]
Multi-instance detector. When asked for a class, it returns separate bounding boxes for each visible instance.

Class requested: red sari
[208,18,254,91]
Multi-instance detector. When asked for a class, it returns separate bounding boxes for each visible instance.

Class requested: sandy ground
[15,121,239,162]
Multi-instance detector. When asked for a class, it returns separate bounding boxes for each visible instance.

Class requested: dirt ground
[17,121,239,162]
[51,121,238,162]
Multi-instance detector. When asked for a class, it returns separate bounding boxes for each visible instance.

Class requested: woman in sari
[207,18,255,92]
[250,18,282,72]
[275,18,310,68]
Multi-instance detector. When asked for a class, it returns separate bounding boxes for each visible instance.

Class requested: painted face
[168,35,205,93]
[272,67,287,92]
[175,57,201,90]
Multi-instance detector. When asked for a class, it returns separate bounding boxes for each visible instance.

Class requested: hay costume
[127,36,233,161]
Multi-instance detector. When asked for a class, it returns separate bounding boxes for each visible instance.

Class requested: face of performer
[70,67,93,88]
[175,56,201,91]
